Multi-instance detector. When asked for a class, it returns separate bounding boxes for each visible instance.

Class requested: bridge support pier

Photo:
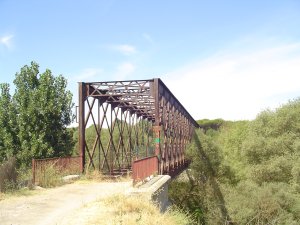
[128,175,171,212]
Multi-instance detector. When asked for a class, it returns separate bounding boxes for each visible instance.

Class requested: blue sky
[1,0,300,121]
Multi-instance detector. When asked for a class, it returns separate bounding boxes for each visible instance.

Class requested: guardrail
[132,155,158,184]
[32,156,81,185]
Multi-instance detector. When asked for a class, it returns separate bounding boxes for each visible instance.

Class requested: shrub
[224,181,300,224]
[0,157,18,192]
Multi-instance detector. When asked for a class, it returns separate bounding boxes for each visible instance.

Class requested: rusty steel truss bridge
[78,78,199,177]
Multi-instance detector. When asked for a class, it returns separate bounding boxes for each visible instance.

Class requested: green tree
[241,99,300,184]
[169,130,232,224]
[170,99,300,224]
[0,83,19,162]
[197,118,224,134]
[12,62,74,166]
[217,120,250,181]
[221,99,300,224]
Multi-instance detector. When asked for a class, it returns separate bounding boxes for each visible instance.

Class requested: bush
[224,181,300,224]
[0,157,18,192]
[170,99,300,224]
[249,156,293,185]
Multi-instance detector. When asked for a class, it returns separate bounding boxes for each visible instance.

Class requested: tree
[0,83,19,162]
[241,99,300,184]
[170,100,300,224]
[169,130,232,224]
[11,61,74,166]
[221,99,300,224]
[197,118,224,133]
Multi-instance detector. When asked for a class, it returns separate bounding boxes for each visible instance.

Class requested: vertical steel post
[79,82,86,173]
[98,99,101,171]
[153,78,161,174]
[110,105,113,175]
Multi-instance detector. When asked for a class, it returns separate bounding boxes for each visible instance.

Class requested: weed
[36,165,63,188]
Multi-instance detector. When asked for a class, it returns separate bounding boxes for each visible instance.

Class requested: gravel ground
[0,180,131,225]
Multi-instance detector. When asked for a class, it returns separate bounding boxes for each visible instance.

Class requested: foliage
[0,62,75,168]
[241,99,300,187]
[0,157,18,192]
[223,181,300,224]
[221,99,300,224]
[217,120,250,181]
[169,130,232,224]
[0,84,19,162]
[170,98,300,224]
[197,118,224,133]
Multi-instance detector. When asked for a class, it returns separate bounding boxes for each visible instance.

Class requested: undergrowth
[85,194,194,225]
[0,157,18,192]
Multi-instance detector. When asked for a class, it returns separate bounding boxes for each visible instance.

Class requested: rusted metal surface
[79,83,86,173]
[156,79,198,174]
[32,156,81,185]
[78,78,199,177]
[132,155,158,184]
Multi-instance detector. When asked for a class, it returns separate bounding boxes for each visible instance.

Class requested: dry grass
[0,191,5,200]
[36,165,64,188]
[83,169,104,181]
[78,169,132,184]
[74,169,104,185]
[84,194,194,225]
[0,157,18,192]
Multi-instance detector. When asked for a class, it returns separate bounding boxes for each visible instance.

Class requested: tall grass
[34,157,81,187]
[36,165,64,188]
[86,194,195,225]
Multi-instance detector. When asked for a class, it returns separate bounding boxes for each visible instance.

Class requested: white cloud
[110,44,137,55]
[73,68,103,82]
[114,62,136,80]
[0,34,14,48]
[164,42,300,121]
[69,64,135,128]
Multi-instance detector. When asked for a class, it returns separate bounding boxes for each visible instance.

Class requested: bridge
[78,78,199,182]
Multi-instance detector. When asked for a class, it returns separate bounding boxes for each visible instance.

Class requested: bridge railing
[32,156,81,185]
[132,155,158,185]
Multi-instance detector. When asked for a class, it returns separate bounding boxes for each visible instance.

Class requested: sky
[1,0,300,121]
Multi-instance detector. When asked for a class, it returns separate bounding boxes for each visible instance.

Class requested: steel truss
[78,78,199,175]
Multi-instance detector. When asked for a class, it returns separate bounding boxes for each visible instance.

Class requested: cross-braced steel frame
[78,78,199,175]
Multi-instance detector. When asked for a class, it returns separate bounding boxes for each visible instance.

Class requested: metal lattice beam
[78,78,199,175]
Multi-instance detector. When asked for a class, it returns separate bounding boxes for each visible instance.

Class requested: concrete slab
[62,174,80,183]
[127,175,171,212]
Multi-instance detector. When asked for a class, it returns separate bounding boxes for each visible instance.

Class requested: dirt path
[0,180,132,225]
